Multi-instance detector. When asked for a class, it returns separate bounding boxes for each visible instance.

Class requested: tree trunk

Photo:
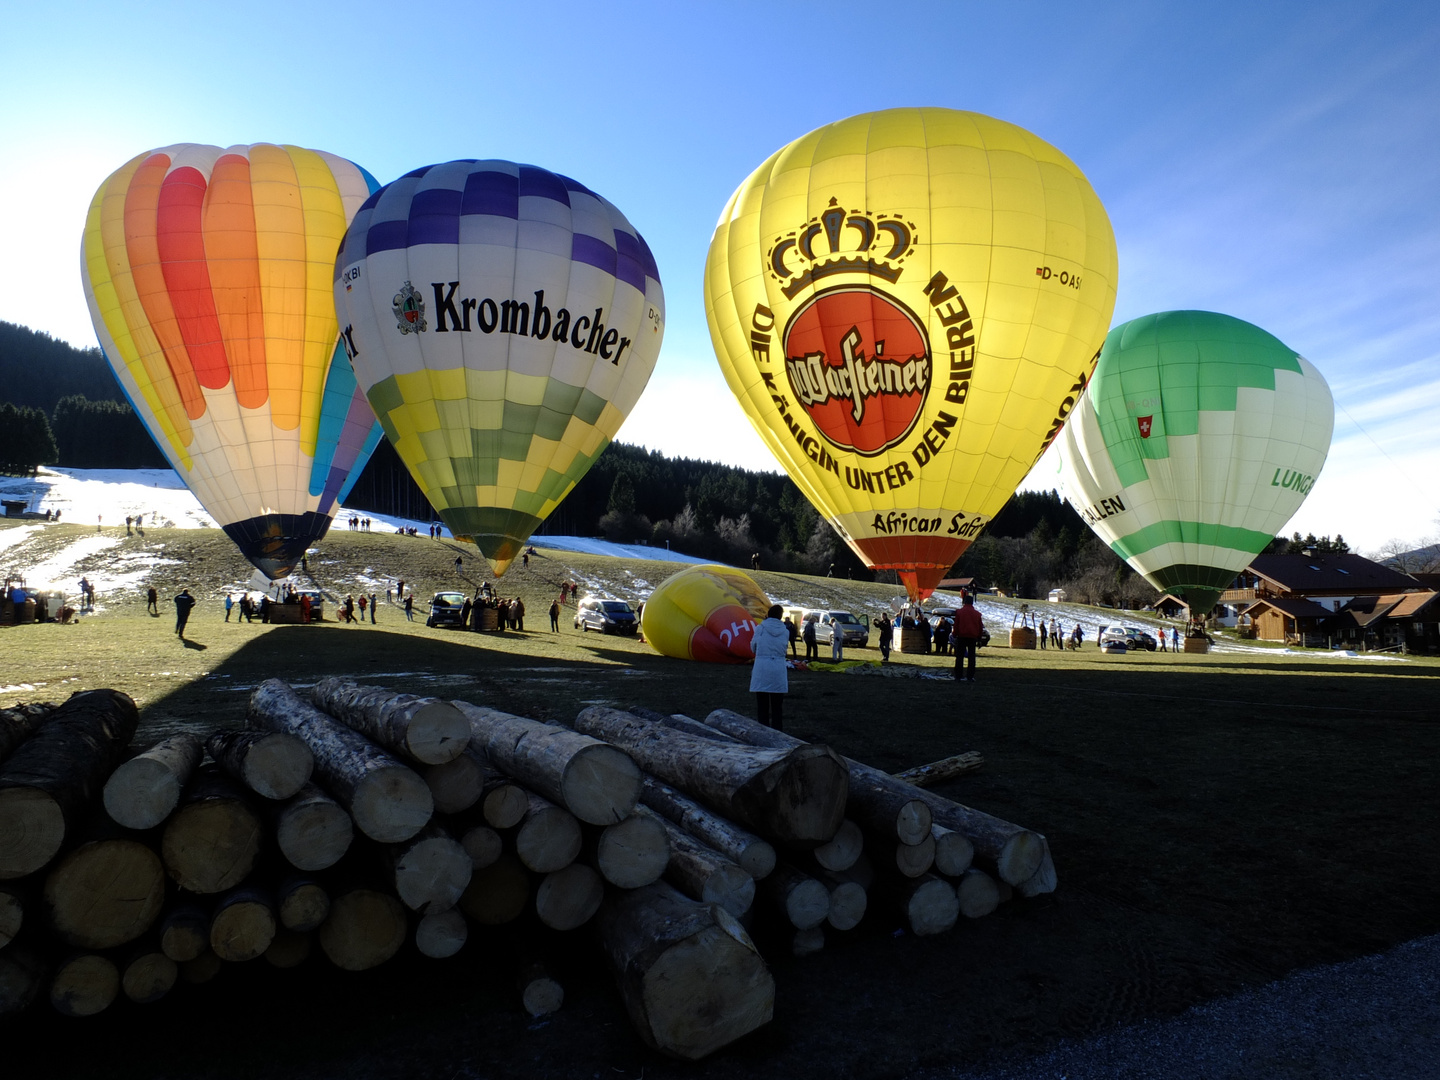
[812,819,864,872]
[644,808,755,918]
[102,733,203,830]
[0,702,53,765]
[423,746,492,815]
[50,953,120,1016]
[892,751,985,787]
[764,863,829,930]
[160,765,262,894]
[570,707,848,846]
[0,941,44,1015]
[452,702,641,825]
[1018,836,1057,897]
[597,881,774,1061]
[269,782,354,872]
[248,679,432,844]
[264,930,312,969]
[587,812,669,889]
[318,887,406,971]
[43,835,165,949]
[455,821,501,870]
[458,854,529,926]
[890,834,936,879]
[535,862,604,931]
[702,708,930,844]
[0,689,139,879]
[889,874,959,936]
[310,678,470,765]
[957,868,1000,919]
[414,909,467,958]
[210,885,277,962]
[120,941,177,1004]
[517,960,563,1018]
[515,792,581,874]
[0,882,26,949]
[814,873,867,931]
[638,776,775,880]
[159,904,209,962]
[277,875,330,933]
[206,730,313,801]
[931,824,975,878]
[388,822,472,914]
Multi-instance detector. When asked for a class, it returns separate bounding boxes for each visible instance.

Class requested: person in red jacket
[952,594,984,683]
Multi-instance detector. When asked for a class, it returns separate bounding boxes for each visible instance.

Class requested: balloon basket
[1183,637,1210,654]
[1008,627,1037,650]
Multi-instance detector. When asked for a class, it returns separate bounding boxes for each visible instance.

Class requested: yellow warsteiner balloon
[642,565,771,663]
[704,109,1118,598]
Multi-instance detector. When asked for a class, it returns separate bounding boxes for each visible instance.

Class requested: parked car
[427,591,468,628]
[294,588,325,621]
[1098,626,1129,652]
[927,607,991,647]
[1123,627,1158,652]
[814,610,869,647]
[575,598,639,635]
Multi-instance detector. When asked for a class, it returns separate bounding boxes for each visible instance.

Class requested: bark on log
[587,812,669,889]
[264,930,312,969]
[535,862,604,931]
[0,689,139,879]
[159,904,209,962]
[812,818,864,872]
[178,950,221,985]
[791,926,824,957]
[415,909,467,958]
[160,765,261,894]
[458,854,530,925]
[269,782,353,871]
[388,822,472,914]
[639,776,775,880]
[957,868,1000,919]
[452,701,641,825]
[892,751,985,787]
[50,952,119,1016]
[43,835,165,949]
[0,882,26,949]
[517,961,563,1018]
[702,708,930,844]
[120,942,176,1004]
[570,707,848,846]
[514,793,581,874]
[249,679,432,844]
[318,887,407,971]
[0,702,53,765]
[277,875,330,933]
[1018,836,1057,898]
[102,733,203,830]
[210,885,277,962]
[311,678,469,765]
[932,824,975,878]
[598,881,774,1060]
[641,807,755,918]
[206,730,313,801]
[765,863,829,930]
[0,941,44,1015]
[890,874,960,937]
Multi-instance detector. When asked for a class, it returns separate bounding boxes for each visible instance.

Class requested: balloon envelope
[81,143,383,578]
[1056,311,1335,613]
[642,565,771,663]
[333,160,665,577]
[704,108,1118,599]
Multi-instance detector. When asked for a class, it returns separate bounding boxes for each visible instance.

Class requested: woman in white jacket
[749,604,790,731]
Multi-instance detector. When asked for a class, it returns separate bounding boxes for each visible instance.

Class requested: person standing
[1172,626,1180,653]
[1158,626,1168,652]
[224,593,234,622]
[146,586,159,615]
[369,594,377,623]
[934,617,951,656]
[875,615,893,663]
[549,598,561,632]
[1037,617,1046,650]
[785,616,798,658]
[829,617,844,662]
[173,588,196,638]
[952,594,983,682]
[358,595,368,622]
[749,605,790,731]
[454,555,463,575]
[299,592,311,624]
[802,614,818,661]
[405,593,414,621]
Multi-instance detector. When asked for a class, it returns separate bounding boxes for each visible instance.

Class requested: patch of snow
[0,524,44,553]
[529,536,714,565]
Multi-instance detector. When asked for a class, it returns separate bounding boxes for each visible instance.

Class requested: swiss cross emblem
[1137,415,1153,439]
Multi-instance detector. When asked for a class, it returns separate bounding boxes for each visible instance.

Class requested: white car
[813,611,869,647]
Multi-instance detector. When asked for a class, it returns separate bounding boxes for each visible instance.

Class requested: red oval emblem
[782,286,931,456]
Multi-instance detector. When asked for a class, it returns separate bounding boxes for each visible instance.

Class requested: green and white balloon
[1056,310,1334,614]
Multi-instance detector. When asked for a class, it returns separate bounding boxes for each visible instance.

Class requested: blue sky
[2,1,1436,552]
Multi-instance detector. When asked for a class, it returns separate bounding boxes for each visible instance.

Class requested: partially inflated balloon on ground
[642,565,771,663]
[332,160,665,578]
[81,143,383,578]
[1056,311,1334,614]
[705,108,1118,600]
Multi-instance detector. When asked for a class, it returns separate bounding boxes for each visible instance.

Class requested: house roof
[937,578,975,589]
[1409,572,1440,590]
[1248,553,1419,595]
[1242,596,1334,619]
[1151,593,1189,609]
[1388,590,1440,619]
[1326,595,1402,630]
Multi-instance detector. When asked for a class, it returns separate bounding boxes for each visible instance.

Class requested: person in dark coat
[933,617,950,656]
[173,589,196,637]
[146,586,159,615]
[549,599,561,632]
[875,616,893,662]
[784,617,798,658]
[952,594,983,682]
[802,614,818,661]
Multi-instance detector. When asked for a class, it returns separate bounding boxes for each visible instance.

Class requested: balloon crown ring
[767,198,918,301]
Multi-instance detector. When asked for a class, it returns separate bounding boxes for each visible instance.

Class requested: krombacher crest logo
[393,281,427,334]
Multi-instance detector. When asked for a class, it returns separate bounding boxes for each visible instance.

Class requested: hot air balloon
[332,160,664,577]
[641,565,771,663]
[81,143,383,578]
[1056,310,1335,615]
[705,108,1118,600]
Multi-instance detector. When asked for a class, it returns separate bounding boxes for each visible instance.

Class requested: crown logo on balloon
[766,198,917,301]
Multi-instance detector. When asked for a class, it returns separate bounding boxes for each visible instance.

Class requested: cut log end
[996,831,1046,887]
[813,819,863,873]
[101,756,184,831]
[44,838,166,950]
[350,767,434,844]
[904,876,960,937]
[241,733,314,800]
[825,881,868,932]
[561,744,642,825]
[520,972,564,1017]
[535,863,605,931]
[594,813,669,889]
[121,950,177,1005]
[318,889,406,972]
[405,702,472,766]
[415,909,468,959]
[459,855,530,926]
[0,787,64,880]
[50,954,120,1017]
[482,784,528,830]
[957,868,1001,920]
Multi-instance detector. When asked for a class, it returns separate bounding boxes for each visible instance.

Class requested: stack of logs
[0,681,1054,1060]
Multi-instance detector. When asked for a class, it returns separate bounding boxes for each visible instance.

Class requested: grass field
[3,522,1439,1079]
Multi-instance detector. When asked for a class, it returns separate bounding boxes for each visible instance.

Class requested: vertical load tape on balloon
[704,108,1118,599]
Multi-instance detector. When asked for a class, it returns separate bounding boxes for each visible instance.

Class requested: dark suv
[427,591,468,628]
